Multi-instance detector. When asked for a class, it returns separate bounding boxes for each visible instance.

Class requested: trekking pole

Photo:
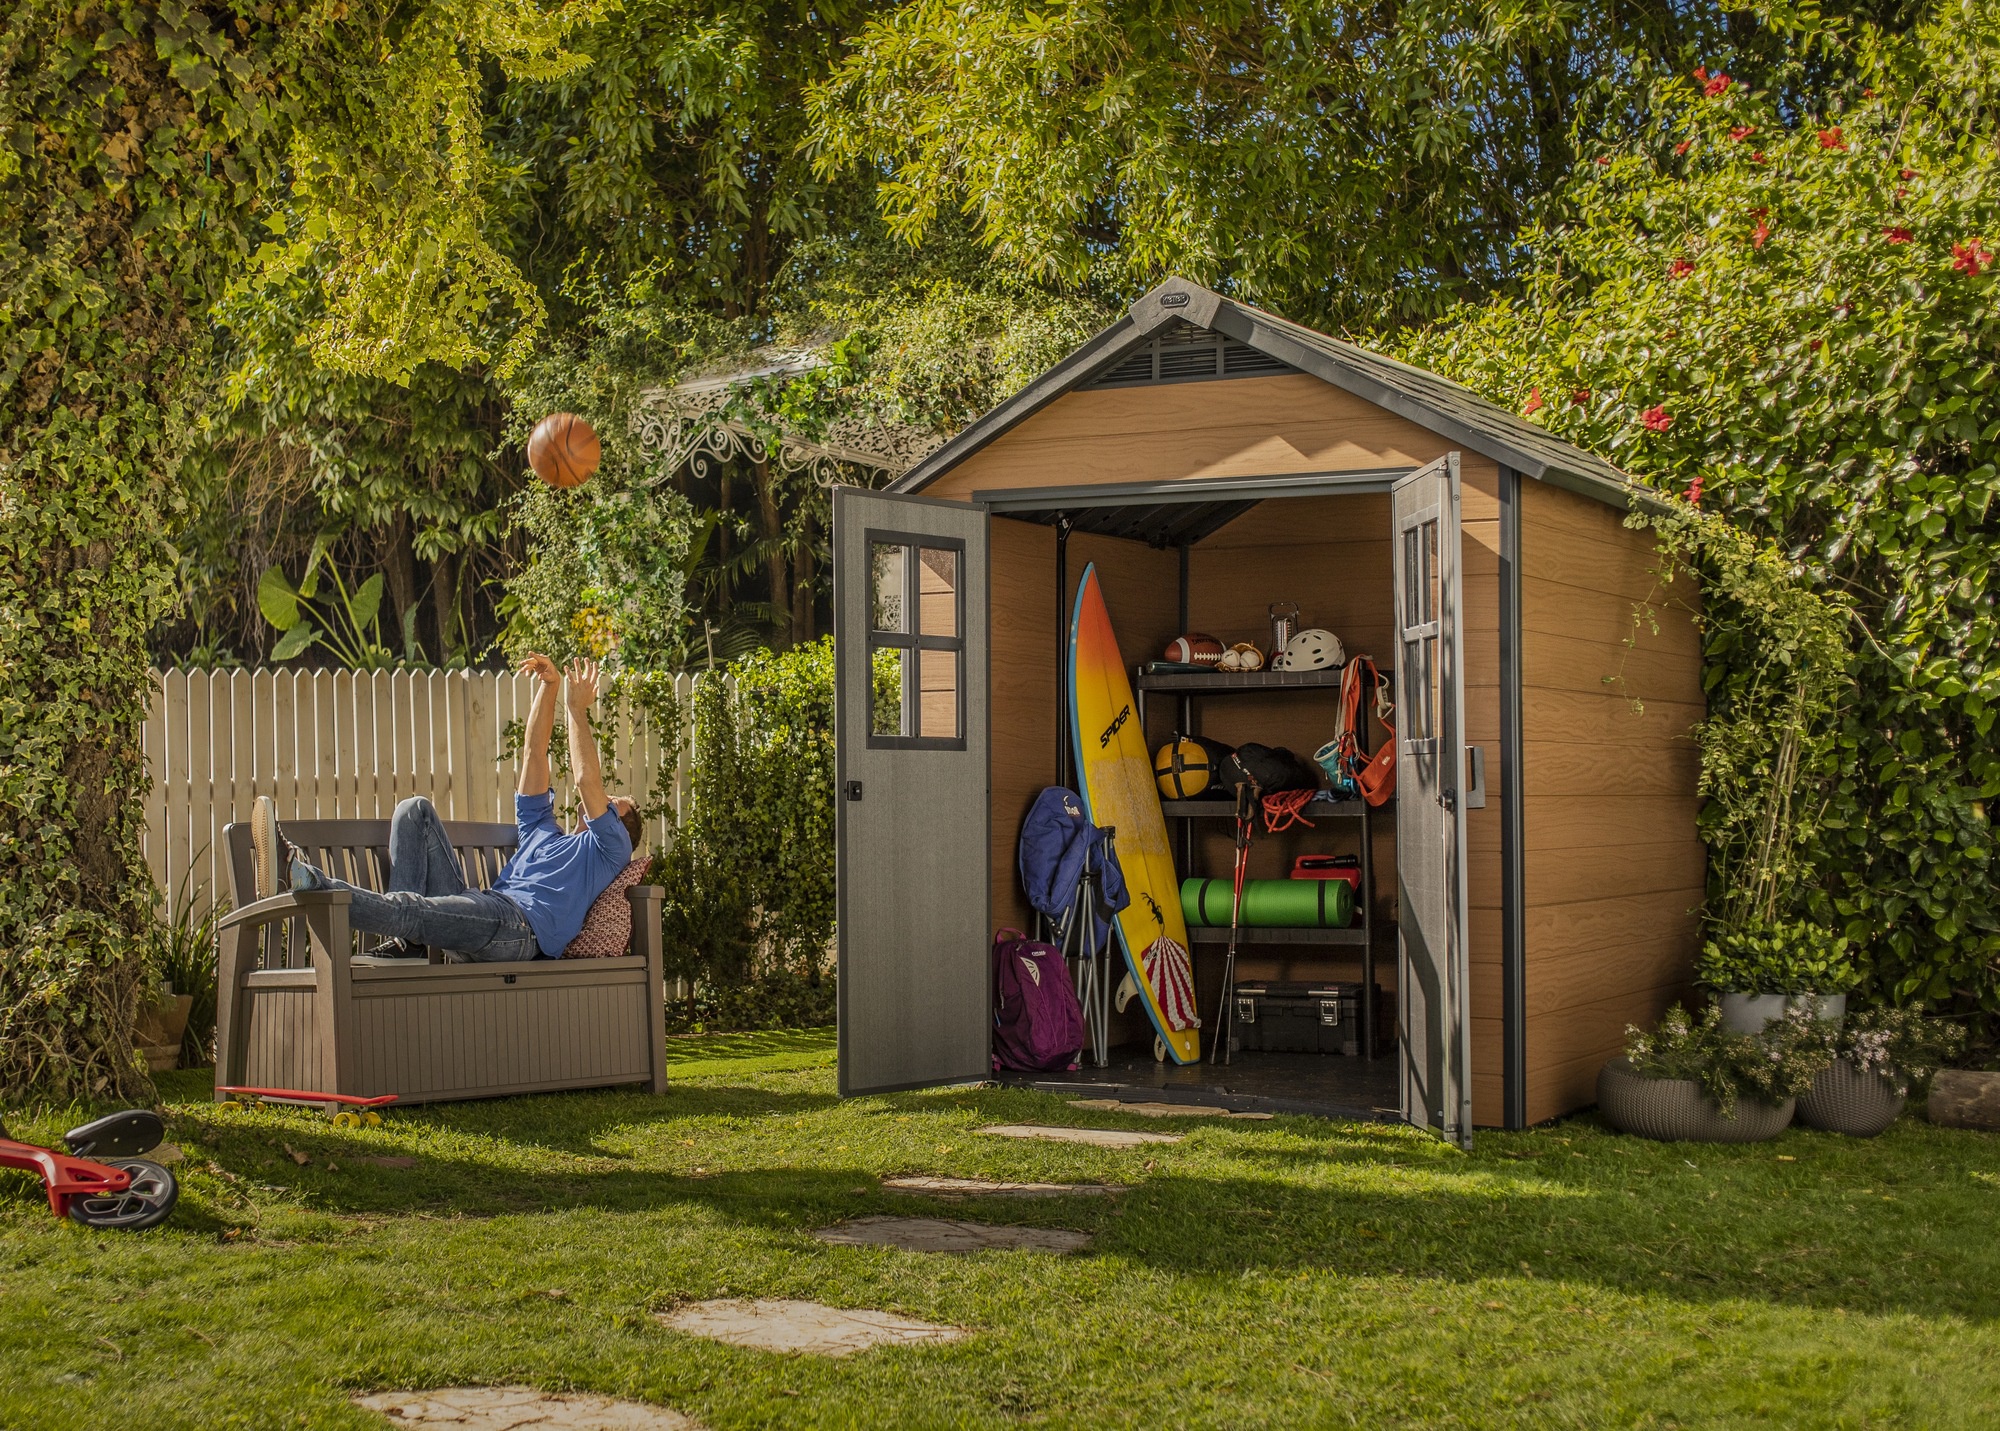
[1211,784,1255,1066]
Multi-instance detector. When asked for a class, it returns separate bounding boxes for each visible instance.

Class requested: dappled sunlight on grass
[7,1045,2000,1426]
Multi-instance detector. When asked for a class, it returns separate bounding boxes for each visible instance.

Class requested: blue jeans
[293,796,539,963]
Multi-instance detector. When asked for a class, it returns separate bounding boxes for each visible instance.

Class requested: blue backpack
[991,928,1086,1072]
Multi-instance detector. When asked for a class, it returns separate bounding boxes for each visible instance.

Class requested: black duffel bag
[1219,742,1319,799]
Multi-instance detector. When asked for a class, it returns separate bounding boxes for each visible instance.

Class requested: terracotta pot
[1719,992,1847,1035]
[134,994,192,1073]
[1796,1057,1905,1137]
[1597,1057,1795,1142]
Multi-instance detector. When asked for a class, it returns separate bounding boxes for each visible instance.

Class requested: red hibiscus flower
[1669,259,1696,279]
[1900,168,1916,180]
[1818,128,1846,150]
[1642,405,1674,433]
[1570,389,1591,407]
[1674,140,1693,156]
[1687,473,1705,506]
[1703,73,1733,98]
[1595,155,1612,166]
[1749,207,1771,248]
[1751,151,1767,164]
[1884,227,1914,244]
[1953,240,1992,275]
[1523,386,1545,415]
[1809,338,1823,351]
[1730,126,1757,141]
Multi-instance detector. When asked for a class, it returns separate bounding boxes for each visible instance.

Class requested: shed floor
[998,1048,1399,1121]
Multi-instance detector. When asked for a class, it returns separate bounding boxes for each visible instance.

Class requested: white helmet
[1275,628,1344,671]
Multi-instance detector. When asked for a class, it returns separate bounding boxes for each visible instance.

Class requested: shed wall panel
[923,375,1480,498]
[1519,480,1704,1124]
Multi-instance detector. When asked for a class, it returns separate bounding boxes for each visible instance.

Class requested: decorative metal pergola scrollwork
[631,348,945,485]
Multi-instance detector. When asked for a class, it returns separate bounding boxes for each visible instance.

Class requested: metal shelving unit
[1140,665,1386,1059]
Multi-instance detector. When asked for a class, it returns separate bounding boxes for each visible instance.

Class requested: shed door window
[1401,519,1440,744]
[869,535,965,747]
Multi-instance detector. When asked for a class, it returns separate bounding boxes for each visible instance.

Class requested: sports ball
[1154,736,1217,799]
[1161,632,1225,666]
[1219,641,1265,672]
[528,412,601,489]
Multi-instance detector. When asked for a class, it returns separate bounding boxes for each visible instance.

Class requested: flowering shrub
[1812,1006,1966,1096]
[1405,22,2000,1016]
[1625,1003,1834,1116]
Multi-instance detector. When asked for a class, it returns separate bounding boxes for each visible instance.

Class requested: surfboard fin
[1114,973,1137,1013]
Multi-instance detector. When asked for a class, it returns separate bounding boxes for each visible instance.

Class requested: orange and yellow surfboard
[1068,564,1201,1063]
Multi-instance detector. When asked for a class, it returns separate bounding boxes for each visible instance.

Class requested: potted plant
[1795,1005,1965,1136]
[1599,1002,1831,1142]
[1695,917,1859,1034]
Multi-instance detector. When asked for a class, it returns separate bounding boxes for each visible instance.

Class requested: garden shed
[833,278,1704,1139]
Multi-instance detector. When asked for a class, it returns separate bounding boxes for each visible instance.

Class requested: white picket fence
[143,668,698,920]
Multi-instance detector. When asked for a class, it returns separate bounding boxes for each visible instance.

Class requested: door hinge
[1439,787,1457,812]
[844,781,864,802]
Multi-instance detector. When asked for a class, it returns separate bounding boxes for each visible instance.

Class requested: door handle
[844,781,864,802]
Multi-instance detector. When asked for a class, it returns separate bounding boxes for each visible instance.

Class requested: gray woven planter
[1796,1057,1905,1137]
[1597,1057,1795,1142]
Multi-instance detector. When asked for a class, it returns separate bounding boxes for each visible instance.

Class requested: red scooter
[0,1109,179,1230]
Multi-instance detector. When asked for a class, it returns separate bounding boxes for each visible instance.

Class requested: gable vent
[1085,323,1297,389]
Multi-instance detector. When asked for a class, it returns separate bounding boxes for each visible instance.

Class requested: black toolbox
[1231,981,1381,1056]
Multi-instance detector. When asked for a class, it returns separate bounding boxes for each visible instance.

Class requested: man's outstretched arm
[517,653,560,798]
[563,657,611,821]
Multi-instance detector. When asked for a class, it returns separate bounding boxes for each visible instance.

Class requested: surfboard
[1068,564,1201,1064]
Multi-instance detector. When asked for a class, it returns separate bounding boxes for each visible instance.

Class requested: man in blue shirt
[251,654,639,962]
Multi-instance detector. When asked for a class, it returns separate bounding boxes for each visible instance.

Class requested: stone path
[1070,1098,1273,1119]
[882,1174,1124,1198]
[978,1123,1181,1148]
[814,1215,1092,1255]
[356,1386,701,1429]
[657,1298,963,1357]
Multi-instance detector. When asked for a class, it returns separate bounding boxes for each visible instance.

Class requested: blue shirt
[492,792,634,956]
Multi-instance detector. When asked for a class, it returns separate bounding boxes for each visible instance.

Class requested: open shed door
[1392,454,1473,1146]
[833,487,990,1095]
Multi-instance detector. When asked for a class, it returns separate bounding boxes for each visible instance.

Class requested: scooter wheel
[332,1112,359,1128]
[66,1159,178,1231]
[218,1100,244,1112]
[1154,1037,1168,1063]
[363,1111,382,1127]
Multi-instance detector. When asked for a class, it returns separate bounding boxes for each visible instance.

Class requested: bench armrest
[217,888,353,933]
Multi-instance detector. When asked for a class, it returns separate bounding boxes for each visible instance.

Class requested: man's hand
[519,652,559,686]
[564,657,600,714]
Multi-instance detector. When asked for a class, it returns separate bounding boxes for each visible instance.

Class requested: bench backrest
[222,817,519,914]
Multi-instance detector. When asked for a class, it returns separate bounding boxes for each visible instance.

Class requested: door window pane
[871,543,908,633]
[918,647,959,738]
[919,547,959,636]
[871,647,907,737]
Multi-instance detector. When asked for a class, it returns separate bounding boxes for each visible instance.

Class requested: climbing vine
[0,0,589,1098]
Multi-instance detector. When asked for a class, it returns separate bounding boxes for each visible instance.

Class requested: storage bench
[213,817,667,1105]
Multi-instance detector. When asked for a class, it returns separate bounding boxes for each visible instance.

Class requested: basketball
[1154,736,1219,799]
[1162,632,1225,666]
[528,412,601,489]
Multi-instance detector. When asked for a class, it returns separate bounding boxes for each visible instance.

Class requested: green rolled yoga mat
[1181,876,1354,928]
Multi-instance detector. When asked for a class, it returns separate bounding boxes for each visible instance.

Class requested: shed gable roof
[892,278,1644,510]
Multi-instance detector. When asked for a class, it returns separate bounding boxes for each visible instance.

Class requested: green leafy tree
[1402,18,2000,1010]
[805,0,1855,329]
[1,0,590,1098]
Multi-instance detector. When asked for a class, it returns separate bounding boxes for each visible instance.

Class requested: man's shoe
[249,797,300,899]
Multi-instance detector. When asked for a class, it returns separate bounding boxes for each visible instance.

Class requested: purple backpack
[991,928,1086,1072]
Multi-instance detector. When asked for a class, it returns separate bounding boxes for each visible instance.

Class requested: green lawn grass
[5,1028,2000,1428]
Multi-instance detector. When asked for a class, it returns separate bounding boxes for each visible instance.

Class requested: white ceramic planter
[1719,991,1847,1035]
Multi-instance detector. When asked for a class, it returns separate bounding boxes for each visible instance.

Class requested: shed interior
[985,489,1459,1117]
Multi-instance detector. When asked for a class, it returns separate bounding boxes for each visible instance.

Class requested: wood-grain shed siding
[1518,480,1705,1123]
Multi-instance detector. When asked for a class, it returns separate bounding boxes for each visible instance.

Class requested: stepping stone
[814,1215,1092,1255]
[657,1298,963,1357]
[1071,1098,1273,1120]
[978,1124,1180,1148]
[356,1385,702,1428]
[882,1175,1124,1198]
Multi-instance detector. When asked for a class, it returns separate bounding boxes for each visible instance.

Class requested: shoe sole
[250,798,278,900]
